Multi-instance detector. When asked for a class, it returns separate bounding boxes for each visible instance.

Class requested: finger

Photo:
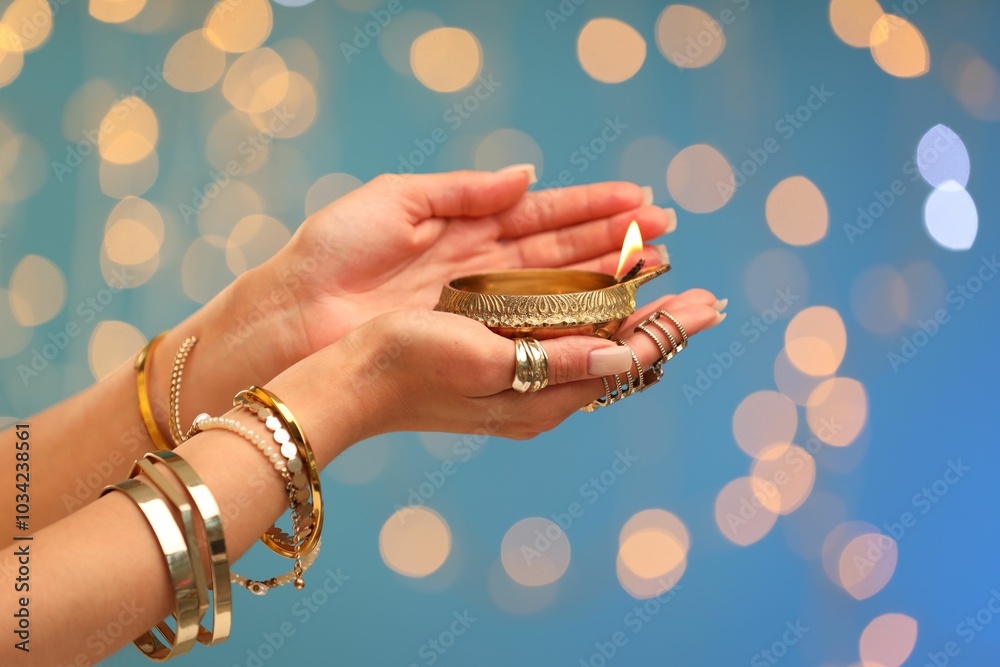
[629,288,723,324]
[505,206,677,269]
[372,168,533,220]
[495,182,649,239]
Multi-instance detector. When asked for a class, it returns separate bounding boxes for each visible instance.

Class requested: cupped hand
[260,169,676,362]
[274,289,723,454]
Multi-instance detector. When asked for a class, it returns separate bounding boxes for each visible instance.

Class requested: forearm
[1,265,307,542]
[0,358,360,666]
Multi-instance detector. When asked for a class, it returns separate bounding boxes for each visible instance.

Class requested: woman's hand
[269,289,722,460]
[255,169,675,366]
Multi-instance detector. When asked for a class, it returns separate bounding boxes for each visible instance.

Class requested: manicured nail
[663,207,677,232]
[640,186,654,206]
[654,244,670,266]
[711,312,728,327]
[713,298,728,312]
[498,163,537,185]
[588,346,633,376]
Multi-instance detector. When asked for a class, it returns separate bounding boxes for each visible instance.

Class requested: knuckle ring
[512,337,549,394]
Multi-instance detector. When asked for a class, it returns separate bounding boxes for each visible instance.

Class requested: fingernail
[711,312,728,327]
[654,244,670,266]
[713,298,728,312]
[588,346,633,376]
[640,186,654,206]
[663,207,677,232]
[498,163,538,185]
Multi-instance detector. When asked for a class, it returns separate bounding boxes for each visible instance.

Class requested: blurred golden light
[577,18,646,84]
[617,509,689,594]
[766,176,829,246]
[181,238,233,304]
[838,532,898,600]
[204,0,272,53]
[0,25,24,88]
[104,196,164,265]
[617,551,686,600]
[223,48,290,113]
[655,5,725,68]
[88,321,146,381]
[621,509,690,552]
[272,37,321,83]
[0,132,46,203]
[751,444,816,515]
[89,0,146,24]
[785,306,847,377]
[8,255,66,326]
[164,29,226,93]
[378,11,443,75]
[100,245,158,289]
[410,27,482,93]
[870,15,930,78]
[666,144,735,213]
[2,0,52,52]
[860,613,919,667]
[99,151,158,198]
[62,79,117,142]
[850,265,908,336]
[379,506,451,578]
[619,530,684,579]
[305,173,363,217]
[807,377,868,447]
[474,129,544,175]
[196,179,263,242]
[205,110,271,176]
[957,55,1000,120]
[119,0,182,33]
[0,288,32,358]
[249,72,317,138]
[774,349,829,407]
[225,214,291,275]
[829,0,885,48]
[715,477,779,546]
[97,96,158,165]
[744,248,810,316]
[733,390,798,458]
[501,518,571,586]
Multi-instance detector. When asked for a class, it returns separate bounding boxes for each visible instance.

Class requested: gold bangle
[136,332,173,452]
[138,452,232,645]
[101,479,202,660]
[235,386,323,559]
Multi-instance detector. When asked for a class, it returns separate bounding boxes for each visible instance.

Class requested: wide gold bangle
[138,451,232,645]
[235,386,323,559]
[136,332,173,452]
[101,479,202,660]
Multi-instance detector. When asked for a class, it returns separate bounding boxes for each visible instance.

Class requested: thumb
[388,166,537,219]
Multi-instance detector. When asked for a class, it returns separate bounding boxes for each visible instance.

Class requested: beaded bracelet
[168,336,198,448]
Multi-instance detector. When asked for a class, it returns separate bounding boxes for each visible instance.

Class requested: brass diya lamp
[435,221,670,339]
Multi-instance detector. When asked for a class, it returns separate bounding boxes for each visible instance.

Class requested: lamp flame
[615,221,645,281]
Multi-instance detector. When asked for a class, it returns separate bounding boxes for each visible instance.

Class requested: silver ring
[652,310,688,351]
[616,340,643,392]
[512,338,549,393]
[648,318,679,360]
[635,323,669,367]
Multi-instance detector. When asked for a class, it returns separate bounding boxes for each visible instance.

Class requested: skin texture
[0,170,721,664]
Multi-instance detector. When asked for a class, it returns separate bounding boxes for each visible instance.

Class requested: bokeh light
[0,25,24,88]
[765,176,829,246]
[733,390,797,458]
[836,530,898,600]
[249,72,317,138]
[474,129,544,175]
[715,477,779,546]
[655,5,725,68]
[774,349,830,406]
[916,124,969,189]
[2,0,52,52]
[205,110,271,175]
[197,179,264,241]
[100,151,158,199]
[89,0,146,24]
[666,144,735,213]
[751,444,816,515]
[379,506,451,578]
[223,48,290,113]
[784,306,847,377]
[378,11,443,75]
[0,288,32,358]
[860,613,919,667]
[501,518,571,587]
[8,255,66,326]
[577,18,646,84]
[829,0,885,48]
[88,320,146,381]
[204,0,273,53]
[305,173,363,217]
[850,265,909,335]
[870,15,930,78]
[164,29,227,93]
[225,214,291,275]
[617,509,689,598]
[924,185,978,250]
[181,238,234,304]
[947,46,1000,120]
[103,196,164,266]
[410,27,482,93]
[807,377,869,447]
[97,96,158,165]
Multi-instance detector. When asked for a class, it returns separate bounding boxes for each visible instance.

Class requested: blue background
[0,0,997,665]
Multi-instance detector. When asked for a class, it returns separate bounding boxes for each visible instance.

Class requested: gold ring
[512,337,549,393]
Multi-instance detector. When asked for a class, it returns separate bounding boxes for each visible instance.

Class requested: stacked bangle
[135,332,173,452]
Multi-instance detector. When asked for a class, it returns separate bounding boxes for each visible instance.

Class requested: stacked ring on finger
[512,337,549,393]
[581,341,644,411]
